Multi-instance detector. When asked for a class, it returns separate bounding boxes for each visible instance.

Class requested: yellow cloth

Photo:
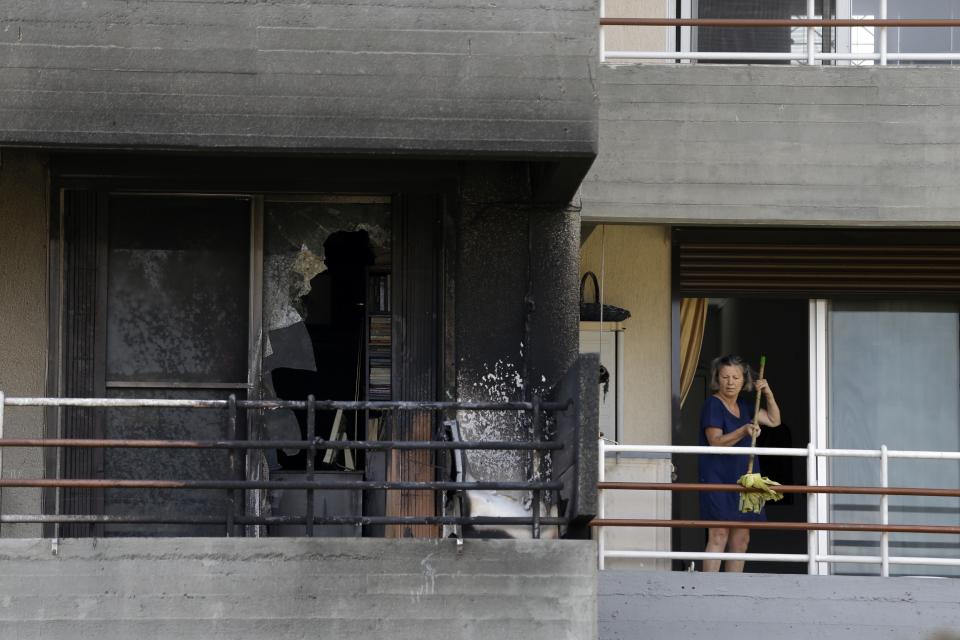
[679,298,708,408]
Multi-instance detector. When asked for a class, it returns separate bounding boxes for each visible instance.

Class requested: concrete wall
[0,150,48,537]
[600,570,960,640]
[582,64,960,226]
[579,224,673,567]
[0,1,597,160]
[0,537,597,640]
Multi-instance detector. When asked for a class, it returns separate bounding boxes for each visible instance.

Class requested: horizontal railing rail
[601,18,960,27]
[599,481,960,497]
[599,4,960,65]
[0,392,569,539]
[5,397,568,411]
[596,440,960,576]
[0,515,567,526]
[0,438,562,451]
[592,518,960,535]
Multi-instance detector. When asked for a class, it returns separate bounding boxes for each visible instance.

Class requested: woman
[699,354,781,572]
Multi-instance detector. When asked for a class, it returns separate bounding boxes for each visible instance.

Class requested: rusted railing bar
[531,395,542,540]
[305,395,315,538]
[600,18,960,27]
[0,514,567,526]
[251,400,572,411]
[0,438,563,451]
[226,394,237,537]
[0,479,563,491]
[4,397,570,412]
[590,518,960,534]
[242,515,568,526]
[0,515,226,524]
[599,481,960,498]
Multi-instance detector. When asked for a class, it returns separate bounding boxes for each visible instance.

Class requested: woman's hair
[708,354,754,393]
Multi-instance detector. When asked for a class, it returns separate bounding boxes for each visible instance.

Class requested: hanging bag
[579,271,631,322]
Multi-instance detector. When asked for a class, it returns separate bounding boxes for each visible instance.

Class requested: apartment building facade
[588,3,960,637]
[0,1,598,637]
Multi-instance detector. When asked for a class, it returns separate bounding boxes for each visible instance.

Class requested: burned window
[261,199,391,474]
[102,195,251,537]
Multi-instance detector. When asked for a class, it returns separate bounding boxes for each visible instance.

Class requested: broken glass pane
[261,200,391,473]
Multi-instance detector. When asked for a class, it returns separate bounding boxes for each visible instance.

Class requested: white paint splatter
[413,553,437,602]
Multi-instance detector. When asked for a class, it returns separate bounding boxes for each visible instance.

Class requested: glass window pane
[828,300,960,577]
[853,0,960,64]
[106,196,250,383]
[695,0,833,63]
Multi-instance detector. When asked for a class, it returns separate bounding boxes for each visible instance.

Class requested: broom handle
[746,356,766,475]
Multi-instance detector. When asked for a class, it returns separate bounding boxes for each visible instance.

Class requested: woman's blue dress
[698,395,766,521]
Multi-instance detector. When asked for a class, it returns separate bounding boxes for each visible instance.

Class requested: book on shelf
[369,315,391,336]
[367,272,391,313]
[368,385,391,400]
[366,269,391,401]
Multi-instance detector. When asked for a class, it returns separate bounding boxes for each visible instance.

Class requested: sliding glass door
[824,300,960,576]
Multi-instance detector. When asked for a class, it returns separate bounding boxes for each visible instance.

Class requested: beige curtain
[679,298,708,408]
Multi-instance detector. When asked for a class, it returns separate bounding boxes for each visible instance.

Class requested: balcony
[600,2,960,65]
[0,393,578,539]
[596,439,960,576]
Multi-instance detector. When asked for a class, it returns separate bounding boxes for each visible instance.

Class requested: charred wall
[454,162,580,500]
[0,152,587,537]
[0,0,597,162]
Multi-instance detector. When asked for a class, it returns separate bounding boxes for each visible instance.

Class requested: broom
[737,355,784,514]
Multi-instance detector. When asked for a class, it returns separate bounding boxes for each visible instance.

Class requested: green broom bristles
[737,472,784,514]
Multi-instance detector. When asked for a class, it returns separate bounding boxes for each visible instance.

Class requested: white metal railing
[600,3,960,64]
[596,439,960,576]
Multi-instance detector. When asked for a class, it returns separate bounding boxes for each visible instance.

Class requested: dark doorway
[272,229,375,471]
[676,298,809,573]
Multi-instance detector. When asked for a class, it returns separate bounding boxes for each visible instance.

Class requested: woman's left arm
[755,379,782,427]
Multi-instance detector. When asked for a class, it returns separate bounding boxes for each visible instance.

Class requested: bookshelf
[365,268,392,401]
[363,267,391,536]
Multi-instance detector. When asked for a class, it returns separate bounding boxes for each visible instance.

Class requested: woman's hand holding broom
[738,356,784,514]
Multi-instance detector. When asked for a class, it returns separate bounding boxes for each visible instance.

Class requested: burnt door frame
[384,194,444,537]
[49,190,260,536]
[47,155,455,536]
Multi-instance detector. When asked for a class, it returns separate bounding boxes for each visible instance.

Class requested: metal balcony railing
[600,0,960,65]
[594,439,960,576]
[0,392,570,539]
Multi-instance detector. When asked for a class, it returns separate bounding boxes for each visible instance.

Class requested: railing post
[0,390,4,538]
[531,395,542,539]
[598,437,606,570]
[807,0,816,65]
[599,0,606,62]
[226,394,237,537]
[880,444,889,576]
[806,441,817,574]
[880,0,888,65]
[680,0,692,64]
[305,395,316,537]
